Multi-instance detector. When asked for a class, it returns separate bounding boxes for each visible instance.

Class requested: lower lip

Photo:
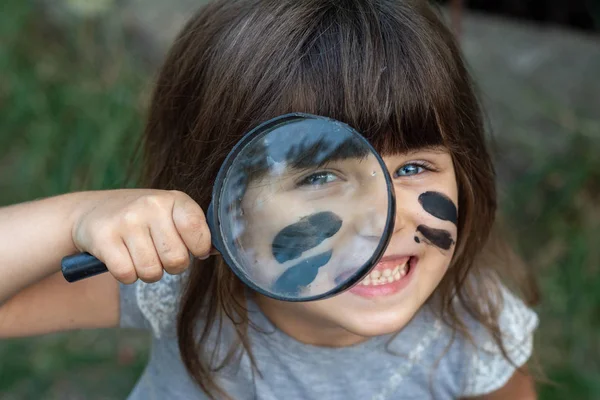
[348,258,416,298]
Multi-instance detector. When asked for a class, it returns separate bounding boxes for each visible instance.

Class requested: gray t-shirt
[119,272,538,399]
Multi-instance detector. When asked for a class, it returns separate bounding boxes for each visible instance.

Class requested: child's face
[238,152,390,297]
[246,147,458,344]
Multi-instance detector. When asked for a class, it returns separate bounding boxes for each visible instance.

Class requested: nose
[354,185,394,240]
[354,186,410,241]
[355,207,388,239]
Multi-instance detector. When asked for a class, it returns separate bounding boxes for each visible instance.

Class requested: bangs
[278,1,459,156]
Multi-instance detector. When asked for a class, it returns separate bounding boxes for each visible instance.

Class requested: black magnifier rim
[211,112,396,302]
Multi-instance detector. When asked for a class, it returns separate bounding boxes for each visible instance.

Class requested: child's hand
[71,189,211,284]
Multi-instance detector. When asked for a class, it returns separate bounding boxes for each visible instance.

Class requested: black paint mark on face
[414,191,458,251]
[273,250,333,296]
[416,225,455,250]
[418,192,458,225]
[272,212,342,263]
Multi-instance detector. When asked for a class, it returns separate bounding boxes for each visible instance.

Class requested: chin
[338,304,421,337]
[319,268,431,337]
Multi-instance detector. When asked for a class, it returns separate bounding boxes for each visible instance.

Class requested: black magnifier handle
[61,252,108,282]
[61,202,224,283]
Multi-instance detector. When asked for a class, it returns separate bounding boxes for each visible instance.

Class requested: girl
[0,0,539,399]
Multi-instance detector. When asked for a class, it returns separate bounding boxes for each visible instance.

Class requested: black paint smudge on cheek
[416,225,455,250]
[272,250,333,296]
[272,212,342,263]
[418,191,458,225]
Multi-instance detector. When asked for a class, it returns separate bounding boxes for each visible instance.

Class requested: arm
[465,367,536,400]
[0,271,119,337]
[0,192,120,337]
[0,189,211,338]
[0,192,89,304]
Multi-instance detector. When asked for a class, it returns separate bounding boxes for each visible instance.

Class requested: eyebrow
[231,132,374,195]
[285,136,370,170]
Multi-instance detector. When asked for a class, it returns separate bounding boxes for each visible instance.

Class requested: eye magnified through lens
[208,113,396,301]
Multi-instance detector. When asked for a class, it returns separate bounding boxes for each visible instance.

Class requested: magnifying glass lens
[212,114,394,301]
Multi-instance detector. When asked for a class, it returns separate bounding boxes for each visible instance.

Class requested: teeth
[360,261,410,286]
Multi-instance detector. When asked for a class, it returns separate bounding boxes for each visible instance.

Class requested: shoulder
[459,282,539,397]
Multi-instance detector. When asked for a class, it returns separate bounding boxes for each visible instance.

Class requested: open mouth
[333,256,415,285]
[340,255,417,297]
[358,257,412,286]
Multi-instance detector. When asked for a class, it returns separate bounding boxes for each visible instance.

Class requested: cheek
[410,191,459,251]
[241,193,296,244]
[415,225,455,250]
[417,191,458,224]
[395,195,458,238]
[269,212,343,296]
[271,212,342,263]
[421,249,454,289]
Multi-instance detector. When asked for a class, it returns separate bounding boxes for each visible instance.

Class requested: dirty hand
[71,189,211,284]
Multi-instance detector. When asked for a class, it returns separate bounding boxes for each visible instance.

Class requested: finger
[172,193,212,258]
[95,239,137,285]
[123,229,164,283]
[196,246,220,261]
[149,217,191,275]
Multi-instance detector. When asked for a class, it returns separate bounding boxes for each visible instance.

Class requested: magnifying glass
[61,113,396,301]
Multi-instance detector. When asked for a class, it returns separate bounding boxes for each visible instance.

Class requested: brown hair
[141,0,538,397]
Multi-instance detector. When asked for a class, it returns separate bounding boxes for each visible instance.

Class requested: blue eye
[394,163,425,177]
[298,171,339,187]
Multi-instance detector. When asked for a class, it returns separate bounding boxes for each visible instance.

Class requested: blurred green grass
[0,1,599,399]
[0,1,144,203]
[0,2,149,399]
[0,332,149,400]
[502,135,600,399]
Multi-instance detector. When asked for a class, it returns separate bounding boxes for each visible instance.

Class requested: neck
[252,293,368,347]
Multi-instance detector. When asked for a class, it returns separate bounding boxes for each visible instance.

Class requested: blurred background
[0,0,598,398]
